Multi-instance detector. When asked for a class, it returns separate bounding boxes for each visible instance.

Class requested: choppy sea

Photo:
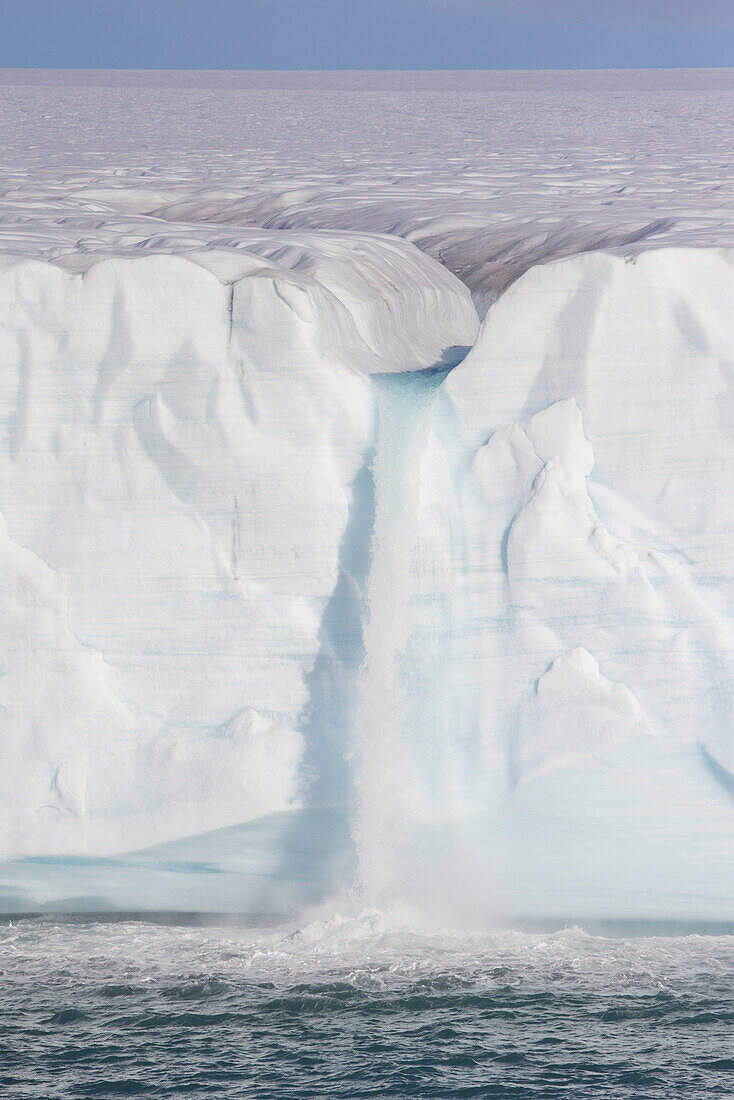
[2,910,733,1098]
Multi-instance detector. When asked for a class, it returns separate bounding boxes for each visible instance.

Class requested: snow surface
[0,70,733,919]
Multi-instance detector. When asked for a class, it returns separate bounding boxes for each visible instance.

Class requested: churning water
[2,911,734,1099]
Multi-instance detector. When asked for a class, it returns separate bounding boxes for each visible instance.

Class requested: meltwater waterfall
[353,370,443,908]
[352,368,484,916]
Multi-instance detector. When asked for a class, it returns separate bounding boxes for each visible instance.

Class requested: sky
[0,0,732,70]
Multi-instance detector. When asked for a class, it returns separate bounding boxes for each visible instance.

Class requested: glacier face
[0,70,733,920]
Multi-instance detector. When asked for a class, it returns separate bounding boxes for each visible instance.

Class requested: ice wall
[1,239,733,922]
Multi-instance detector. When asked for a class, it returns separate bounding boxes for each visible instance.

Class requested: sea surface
[2,911,733,1099]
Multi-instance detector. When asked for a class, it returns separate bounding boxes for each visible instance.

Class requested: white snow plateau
[0,69,733,922]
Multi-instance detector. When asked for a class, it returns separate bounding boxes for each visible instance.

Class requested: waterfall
[351,368,452,909]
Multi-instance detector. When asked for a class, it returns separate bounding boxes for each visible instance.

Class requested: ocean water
[2,912,733,1099]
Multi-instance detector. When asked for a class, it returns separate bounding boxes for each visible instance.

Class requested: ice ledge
[0,227,478,376]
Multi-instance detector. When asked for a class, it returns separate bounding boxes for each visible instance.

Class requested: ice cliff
[1,238,733,922]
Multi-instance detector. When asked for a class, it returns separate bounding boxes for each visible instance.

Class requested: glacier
[0,69,733,921]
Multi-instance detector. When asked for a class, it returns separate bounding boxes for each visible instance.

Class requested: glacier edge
[0,244,733,921]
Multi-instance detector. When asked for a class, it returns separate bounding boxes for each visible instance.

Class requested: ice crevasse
[0,236,733,922]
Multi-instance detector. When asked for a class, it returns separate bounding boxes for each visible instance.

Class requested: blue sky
[0,0,732,69]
